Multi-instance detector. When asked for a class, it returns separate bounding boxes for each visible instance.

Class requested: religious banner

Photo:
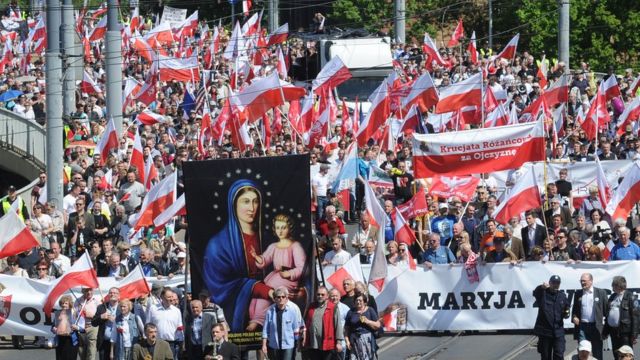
[183,155,314,349]
[412,122,545,178]
[374,261,640,331]
[160,6,187,27]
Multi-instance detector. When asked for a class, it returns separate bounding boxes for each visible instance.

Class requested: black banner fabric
[183,155,314,347]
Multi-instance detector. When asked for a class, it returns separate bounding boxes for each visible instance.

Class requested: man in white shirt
[571,273,609,360]
[148,288,184,360]
[49,241,71,274]
[322,238,350,266]
[74,287,102,360]
[312,164,330,220]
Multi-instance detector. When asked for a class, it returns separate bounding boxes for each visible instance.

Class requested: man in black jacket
[533,275,570,360]
[572,273,609,360]
[604,276,639,360]
[203,323,240,360]
[92,287,120,360]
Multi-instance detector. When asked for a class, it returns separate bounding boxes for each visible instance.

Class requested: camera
[592,225,611,245]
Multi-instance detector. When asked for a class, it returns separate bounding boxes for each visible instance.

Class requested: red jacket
[304,301,337,351]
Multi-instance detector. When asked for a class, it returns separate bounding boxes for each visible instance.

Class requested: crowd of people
[0,1,640,359]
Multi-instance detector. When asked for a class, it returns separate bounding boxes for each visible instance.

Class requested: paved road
[0,333,631,360]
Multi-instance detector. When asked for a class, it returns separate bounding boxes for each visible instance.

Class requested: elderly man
[317,205,346,238]
[572,273,609,360]
[148,288,184,360]
[303,286,343,359]
[75,287,101,360]
[609,227,640,260]
[262,287,305,360]
[329,288,350,360]
[351,213,379,254]
[132,323,173,360]
[419,233,456,269]
[92,287,121,360]
[117,170,146,214]
[203,323,240,360]
[544,197,573,228]
[604,276,638,360]
[359,241,376,265]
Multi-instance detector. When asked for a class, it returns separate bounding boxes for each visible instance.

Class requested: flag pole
[481,70,486,127]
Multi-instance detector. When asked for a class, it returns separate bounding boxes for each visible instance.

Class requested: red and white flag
[117,265,151,299]
[88,15,107,42]
[242,0,253,17]
[467,31,478,65]
[96,116,118,165]
[582,91,608,140]
[606,162,640,222]
[542,74,569,107]
[364,180,387,292]
[423,33,449,70]
[495,33,519,60]
[129,171,177,230]
[429,175,481,202]
[494,166,541,225]
[129,130,145,185]
[434,73,482,114]
[235,72,284,123]
[381,308,399,331]
[241,10,260,36]
[401,72,439,113]
[602,239,616,260]
[616,97,640,136]
[395,187,429,220]
[267,23,289,46]
[312,55,352,95]
[595,157,612,208]
[135,109,166,126]
[412,121,545,178]
[81,70,102,94]
[43,252,99,315]
[447,19,464,47]
[398,105,421,135]
[600,75,622,101]
[537,55,548,89]
[484,103,510,128]
[144,158,159,191]
[130,33,157,63]
[0,210,39,259]
[276,46,288,79]
[153,193,186,227]
[158,54,200,83]
[145,22,174,49]
[392,209,416,246]
[356,81,390,147]
[326,255,365,296]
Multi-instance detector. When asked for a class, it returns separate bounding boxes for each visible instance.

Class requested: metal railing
[0,108,46,169]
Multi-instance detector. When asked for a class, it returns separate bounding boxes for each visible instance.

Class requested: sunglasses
[275,295,286,299]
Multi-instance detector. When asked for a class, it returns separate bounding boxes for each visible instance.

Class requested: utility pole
[61,0,76,116]
[269,0,279,33]
[45,0,64,209]
[488,0,493,50]
[395,0,406,44]
[230,0,235,25]
[106,0,123,134]
[558,0,570,73]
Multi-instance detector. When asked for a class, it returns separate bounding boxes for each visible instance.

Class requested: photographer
[589,209,611,246]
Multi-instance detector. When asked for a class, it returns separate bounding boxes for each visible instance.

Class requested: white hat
[578,340,592,352]
[438,203,448,210]
[177,252,187,259]
[617,345,634,356]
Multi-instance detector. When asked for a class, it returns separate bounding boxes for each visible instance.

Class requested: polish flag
[496,33,519,61]
[129,171,177,230]
[130,34,156,63]
[595,157,612,208]
[153,193,186,227]
[606,162,640,222]
[537,55,548,89]
[356,81,390,147]
[434,73,482,114]
[123,77,141,110]
[223,21,243,60]
[401,71,439,113]
[235,72,284,123]
[276,46,288,79]
[134,76,158,106]
[423,33,449,70]
[484,85,500,113]
[243,0,253,17]
[582,91,607,140]
[81,70,102,94]
[158,54,200,83]
[299,94,317,133]
[542,74,569,107]
[130,7,140,32]
[600,75,622,101]
[395,187,429,220]
[364,180,388,292]
[602,239,616,260]
[174,10,198,36]
[616,97,640,136]
[43,252,99,316]
[398,105,421,135]
[381,308,399,331]
[326,255,365,296]
[241,11,260,37]
[129,130,145,184]
[0,211,39,258]
[31,16,46,43]
[484,103,510,127]
[96,117,118,165]
[412,121,545,178]
[429,175,481,202]
[447,19,464,47]
[628,77,640,97]
[467,31,478,65]
[312,55,352,95]
[145,22,174,49]
[135,109,166,125]
[118,265,151,299]
[267,23,289,46]
[494,166,541,225]
[392,209,416,246]
[144,157,159,191]
[88,15,107,42]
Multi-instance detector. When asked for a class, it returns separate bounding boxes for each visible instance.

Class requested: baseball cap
[578,340,592,352]
[177,251,187,259]
[617,345,634,356]
[438,203,448,210]
[549,275,561,283]
[7,185,16,192]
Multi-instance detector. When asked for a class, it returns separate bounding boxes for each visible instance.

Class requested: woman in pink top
[248,214,307,331]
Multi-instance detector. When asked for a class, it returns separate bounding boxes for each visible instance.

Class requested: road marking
[499,335,537,360]
[418,332,463,359]
[378,336,408,353]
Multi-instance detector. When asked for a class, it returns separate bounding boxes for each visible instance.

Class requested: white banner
[0,275,185,336]
[160,6,187,27]
[374,261,640,331]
